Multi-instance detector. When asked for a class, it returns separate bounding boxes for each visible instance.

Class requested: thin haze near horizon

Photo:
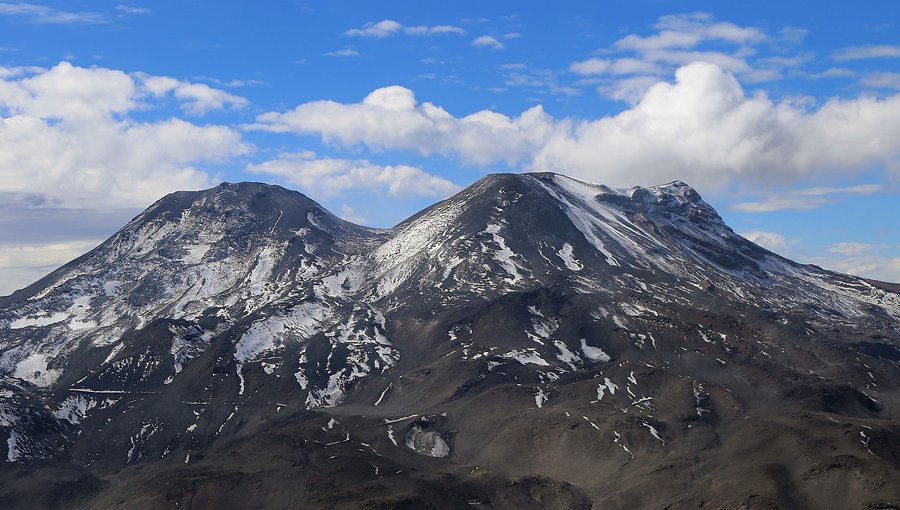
[0,0,898,294]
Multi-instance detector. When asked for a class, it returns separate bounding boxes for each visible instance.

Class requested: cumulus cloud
[247,85,558,166]
[833,45,900,62]
[246,153,460,198]
[345,19,464,37]
[731,184,885,212]
[0,62,250,209]
[251,62,900,190]
[532,63,900,188]
[472,35,504,50]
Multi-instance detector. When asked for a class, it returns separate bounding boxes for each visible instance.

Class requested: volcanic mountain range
[0,172,898,508]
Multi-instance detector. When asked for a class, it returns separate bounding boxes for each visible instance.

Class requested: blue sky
[0,0,898,293]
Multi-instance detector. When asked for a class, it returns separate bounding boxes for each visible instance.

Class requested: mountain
[0,173,898,509]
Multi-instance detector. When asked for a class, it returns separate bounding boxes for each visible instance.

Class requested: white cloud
[247,85,558,166]
[614,12,765,52]
[569,58,664,76]
[532,63,900,188]
[142,75,248,115]
[472,35,504,50]
[246,153,460,199]
[0,2,105,24]
[741,231,788,253]
[834,45,900,62]
[405,24,466,36]
[250,62,900,191]
[0,62,250,209]
[345,19,464,37]
[346,19,402,37]
[731,184,885,212]
[325,48,360,57]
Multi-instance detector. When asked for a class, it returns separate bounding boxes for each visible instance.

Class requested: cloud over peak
[250,62,900,192]
[0,62,250,209]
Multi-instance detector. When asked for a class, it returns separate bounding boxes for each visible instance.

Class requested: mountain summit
[1,173,898,508]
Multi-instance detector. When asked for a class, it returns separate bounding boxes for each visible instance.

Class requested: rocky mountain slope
[1,173,898,509]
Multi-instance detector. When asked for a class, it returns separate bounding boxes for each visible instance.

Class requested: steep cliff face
[0,173,897,509]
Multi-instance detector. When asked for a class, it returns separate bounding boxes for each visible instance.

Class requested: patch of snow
[556,243,583,271]
[9,312,69,329]
[374,383,392,406]
[234,301,328,364]
[7,430,20,462]
[595,378,618,400]
[535,388,548,408]
[500,349,550,366]
[642,422,665,444]
[484,223,523,284]
[553,340,581,370]
[102,281,121,297]
[12,352,61,387]
[180,244,211,264]
[580,339,611,362]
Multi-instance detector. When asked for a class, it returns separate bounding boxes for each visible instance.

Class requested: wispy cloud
[731,184,885,212]
[325,48,360,57]
[0,2,106,24]
[614,12,765,52]
[568,13,810,99]
[570,57,664,76]
[345,19,464,37]
[861,72,900,90]
[833,45,900,62]
[114,5,150,16]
